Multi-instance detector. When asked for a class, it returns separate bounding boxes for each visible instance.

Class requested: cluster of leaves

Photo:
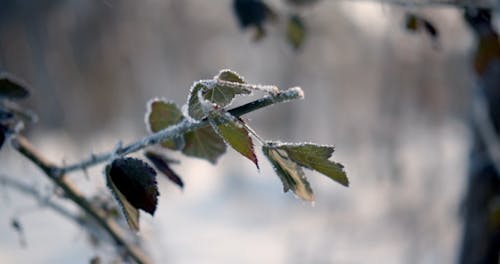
[0,73,31,151]
[105,69,348,231]
[232,0,312,50]
[404,12,440,45]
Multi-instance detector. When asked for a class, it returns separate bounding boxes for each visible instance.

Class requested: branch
[0,174,81,225]
[6,86,303,264]
[59,87,304,174]
[10,137,152,264]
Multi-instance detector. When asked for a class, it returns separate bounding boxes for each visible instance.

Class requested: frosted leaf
[209,111,258,168]
[182,125,227,164]
[146,99,185,150]
[186,82,209,121]
[262,144,314,201]
[106,158,159,231]
[216,69,245,83]
[278,143,348,186]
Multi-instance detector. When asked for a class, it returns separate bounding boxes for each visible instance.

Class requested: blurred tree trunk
[460,8,500,264]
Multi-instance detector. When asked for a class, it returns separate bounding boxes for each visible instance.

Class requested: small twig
[0,175,81,224]
[11,137,151,264]
[59,87,304,174]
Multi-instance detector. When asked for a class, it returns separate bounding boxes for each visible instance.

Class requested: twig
[11,136,152,264]
[59,87,304,174]
[0,174,81,225]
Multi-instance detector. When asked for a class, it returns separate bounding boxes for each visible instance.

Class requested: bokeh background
[0,0,488,263]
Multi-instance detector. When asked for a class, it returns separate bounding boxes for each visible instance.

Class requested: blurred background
[0,0,493,263]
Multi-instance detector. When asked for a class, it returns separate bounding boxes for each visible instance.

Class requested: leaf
[209,112,258,168]
[0,74,29,99]
[145,151,184,189]
[216,69,245,83]
[146,99,185,150]
[404,13,439,41]
[232,0,277,41]
[287,14,306,50]
[182,126,227,164]
[280,143,349,186]
[405,13,420,32]
[423,20,439,39]
[262,145,314,201]
[106,158,159,231]
[205,71,251,107]
[187,82,209,120]
[233,0,276,29]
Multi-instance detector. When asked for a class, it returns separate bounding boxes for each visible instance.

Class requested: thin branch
[0,174,81,224]
[59,87,304,174]
[11,136,152,264]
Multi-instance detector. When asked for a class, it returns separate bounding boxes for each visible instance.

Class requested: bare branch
[0,174,80,224]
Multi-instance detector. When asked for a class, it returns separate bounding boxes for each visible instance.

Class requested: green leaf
[262,144,314,201]
[216,69,245,83]
[182,126,227,164]
[280,143,349,186]
[106,158,159,231]
[209,112,258,168]
[146,99,185,150]
[187,82,209,121]
[187,72,251,121]
[0,74,29,99]
[205,81,251,108]
[286,14,306,50]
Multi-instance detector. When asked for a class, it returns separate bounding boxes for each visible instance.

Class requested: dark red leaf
[145,151,184,189]
[108,158,159,215]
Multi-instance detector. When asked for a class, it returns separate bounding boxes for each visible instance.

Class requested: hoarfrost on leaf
[146,99,185,150]
[209,111,258,169]
[106,157,159,231]
[182,126,227,164]
[262,144,314,201]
